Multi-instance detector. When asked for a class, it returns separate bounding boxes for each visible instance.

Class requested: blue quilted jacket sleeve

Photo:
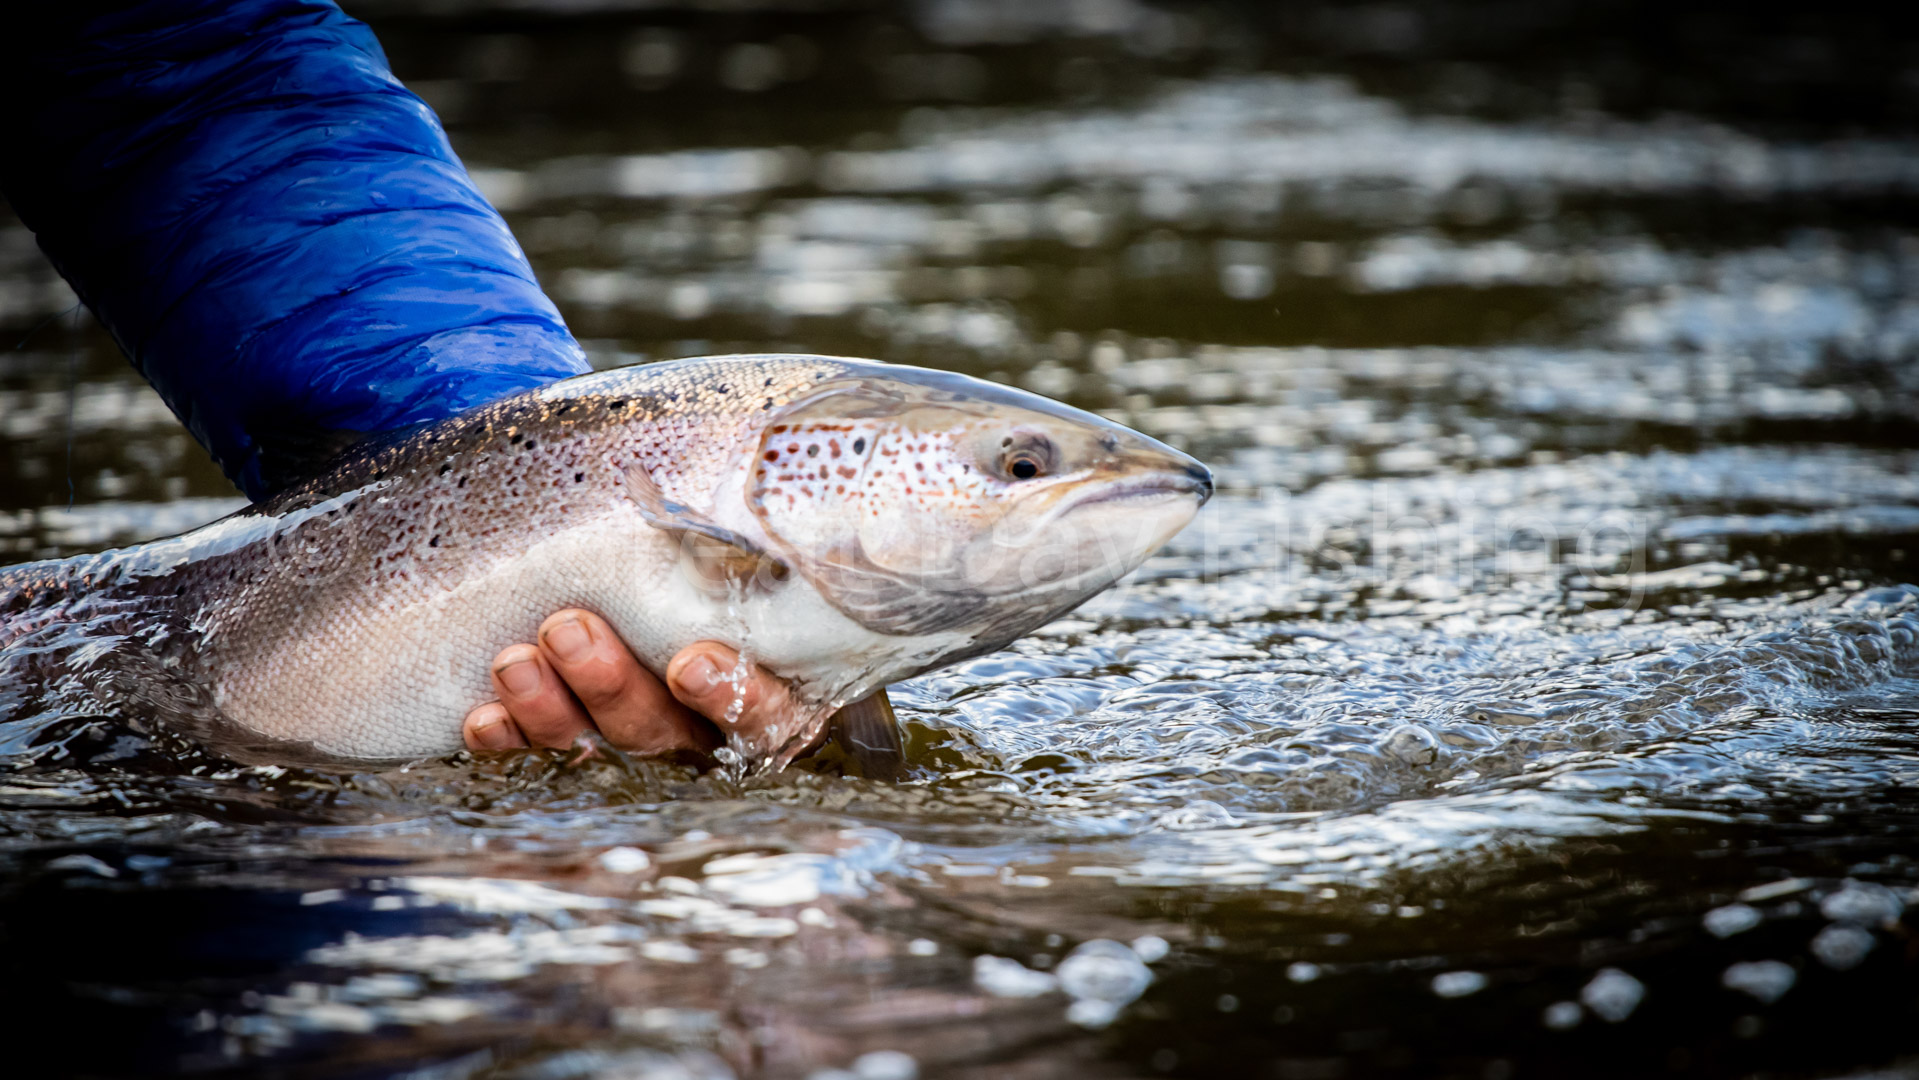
[1,0,589,500]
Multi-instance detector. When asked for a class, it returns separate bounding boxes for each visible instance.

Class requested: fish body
[0,355,1211,764]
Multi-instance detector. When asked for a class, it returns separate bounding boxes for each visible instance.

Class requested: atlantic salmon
[0,355,1212,770]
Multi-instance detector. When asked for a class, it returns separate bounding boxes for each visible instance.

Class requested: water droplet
[1820,881,1904,926]
[1703,903,1762,938]
[1580,968,1644,1023]
[1130,935,1170,963]
[1432,970,1488,998]
[1056,939,1153,1008]
[973,955,1057,998]
[1721,960,1795,1003]
[851,1050,918,1080]
[1541,1001,1583,1030]
[598,847,652,874]
[1811,924,1876,970]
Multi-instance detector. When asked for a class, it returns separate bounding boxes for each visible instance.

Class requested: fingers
[665,643,804,754]
[537,610,717,755]
[459,613,794,760]
[463,701,527,750]
[485,642,594,749]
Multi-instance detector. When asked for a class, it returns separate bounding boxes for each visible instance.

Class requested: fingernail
[678,654,724,696]
[496,656,541,697]
[472,711,517,749]
[544,616,591,662]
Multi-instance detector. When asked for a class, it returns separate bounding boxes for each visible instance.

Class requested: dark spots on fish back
[574,471,585,483]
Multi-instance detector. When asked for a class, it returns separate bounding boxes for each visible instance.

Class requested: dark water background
[5,2,1919,1077]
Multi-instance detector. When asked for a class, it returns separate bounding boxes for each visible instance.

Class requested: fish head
[747,364,1211,640]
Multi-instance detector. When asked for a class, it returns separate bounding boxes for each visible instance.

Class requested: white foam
[598,846,653,874]
[972,954,1058,998]
[391,876,617,915]
[702,852,861,908]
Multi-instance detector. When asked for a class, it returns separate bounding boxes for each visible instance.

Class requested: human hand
[461,609,791,757]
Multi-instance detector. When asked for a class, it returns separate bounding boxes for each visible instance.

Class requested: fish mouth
[1069,464,1215,510]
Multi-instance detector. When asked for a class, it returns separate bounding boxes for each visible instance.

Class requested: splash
[704,577,754,779]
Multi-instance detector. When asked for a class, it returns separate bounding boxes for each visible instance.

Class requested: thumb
[665,643,783,731]
[665,643,820,763]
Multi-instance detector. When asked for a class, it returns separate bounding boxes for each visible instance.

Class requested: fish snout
[1074,439,1215,511]
[1184,462,1215,505]
[1129,436,1213,505]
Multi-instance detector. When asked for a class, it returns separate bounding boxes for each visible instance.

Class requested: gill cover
[744,375,996,635]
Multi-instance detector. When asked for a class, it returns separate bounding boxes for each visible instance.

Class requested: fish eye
[1000,434,1054,481]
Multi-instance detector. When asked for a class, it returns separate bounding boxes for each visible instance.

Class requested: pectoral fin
[828,688,905,781]
[625,463,789,587]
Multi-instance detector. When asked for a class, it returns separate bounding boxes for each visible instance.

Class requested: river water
[4,2,1919,1077]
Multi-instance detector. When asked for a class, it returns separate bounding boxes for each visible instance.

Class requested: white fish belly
[209,519,702,758]
[205,516,936,760]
